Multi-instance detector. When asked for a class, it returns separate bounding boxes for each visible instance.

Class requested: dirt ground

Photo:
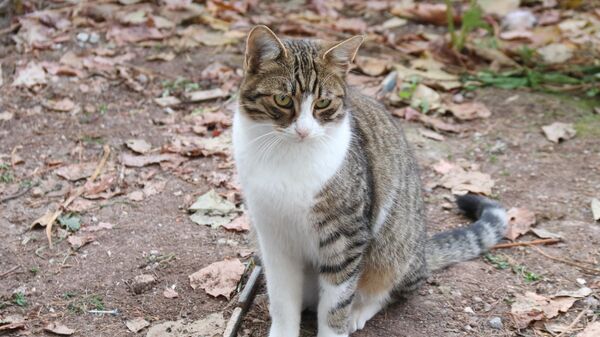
[1,2,600,337]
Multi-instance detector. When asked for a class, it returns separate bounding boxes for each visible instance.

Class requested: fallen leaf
[437,162,495,196]
[0,314,25,331]
[578,322,600,337]
[120,153,185,167]
[30,210,56,229]
[394,60,462,91]
[44,322,75,335]
[107,25,170,45]
[542,122,576,143]
[445,102,492,120]
[355,56,389,77]
[411,84,441,111]
[189,259,245,299]
[146,313,225,337]
[530,228,562,240]
[189,189,238,228]
[418,128,445,141]
[222,214,250,232]
[399,107,461,133]
[553,287,592,298]
[511,292,576,329]
[125,139,152,154]
[12,62,47,87]
[537,43,574,64]
[591,198,600,221]
[55,162,97,181]
[167,134,231,157]
[391,3,449,26]
[478,0,520,16]
[154,96,181,107]
[67,234,95,250]
[66,198,96,213]
[43,98,75,112]
[331,17,367,34]
[506,208,536,240]
[432,160,460,175]
[126,317,149,333]
[183,88,228,102]
[163,288,179,299]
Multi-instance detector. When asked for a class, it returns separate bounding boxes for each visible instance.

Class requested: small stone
[577,278,586,285]
[489,317,503,330]
[452,93,464,104]
[76,32,89,42]
[483,303,492,312]
[125,317,149,333]
[131,274,156,294]
[463,324,473,331]
[136,74,148,84]
[464,307,475,314]
[472,296,483,303]
[89,32,100,44]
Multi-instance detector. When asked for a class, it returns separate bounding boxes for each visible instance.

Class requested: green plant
[98,104,108,114]
[446,0,490,51]
[29,267,39,275]
[484,253,510,270]
[0,164,14,183]
[58,214,81,232]
[13,292,26,307]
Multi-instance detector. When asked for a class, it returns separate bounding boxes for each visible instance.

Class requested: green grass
[0,163,14,183]
[66,294,105,314]
[29,267,39,275]
[484,253,541,283]
[575,113,600,138]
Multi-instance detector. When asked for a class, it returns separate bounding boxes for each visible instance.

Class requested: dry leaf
[154,96,181,107]
[189,189,237,228]
[553,287,592,298]
[542,122,576,143]
[44,322,75,335]
[445,102,492,120]
[391,3,449,26]
[12,62,47,87]
[418,128,445,141]
[0,314,25,331]
[355,56,389,77]
[332,17,367,34]
[120,153,185,167]
[146,313,225,337]
[591,198,600,221]
[538,43,574,64]
[577,322,600,337]
[478,0,520,16]
[67,234,95,250]
[511,292,575,329]
[222,214,250,232]
[439,169,495,195]
[107,25,170,45]
[43,98,75,112]
[125,317,149,333]
[506,207,536,240]
[55,162,97,181]
[411,84,441,111]
[183,88,228,102]
[432,160,460,175]
[125,139,152,154]
[163,288,179,299]
[189,259,245,299]
[30,210,56,229]
[530,228,562,240]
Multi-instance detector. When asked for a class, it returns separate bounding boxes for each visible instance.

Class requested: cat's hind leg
[348,265,395,333]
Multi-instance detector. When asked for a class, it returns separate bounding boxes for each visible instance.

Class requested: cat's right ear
[244,25,287,74]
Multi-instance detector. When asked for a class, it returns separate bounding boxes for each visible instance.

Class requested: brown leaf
[396,107,461,133]
[542,122,576,143]
[505,208,536,240]
[222,214,250,232]
[511,292,575,329]
[0,314,25,331]
[436,162,495,196]
[107,25,170,45]
[54,162,97,181]
[66,198,96,213]
[189,259,245,299]
[44,322,75,335]
[12,62,47,87]
[125,139,152,154]
[355,56,389,77]
[391,3,449,26]
[331,18,367,34]
[578,322,600,337]
[120,153,185,167]
[445,102,492,120]
[67,234,95,250]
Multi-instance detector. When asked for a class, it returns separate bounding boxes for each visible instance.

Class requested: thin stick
[491,239,561,249]
[0,266,19,278]
[529,245,600,275]
[45,145,111,248]
[0,184,34,204]
[555,305,591,337]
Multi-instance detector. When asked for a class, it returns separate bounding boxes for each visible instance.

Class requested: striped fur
[233,26,508,337]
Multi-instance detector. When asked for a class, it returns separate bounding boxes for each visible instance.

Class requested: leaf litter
[188,189,238,228]
[189,259,245,299]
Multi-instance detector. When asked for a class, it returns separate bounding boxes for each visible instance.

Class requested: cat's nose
[295,126,310,139]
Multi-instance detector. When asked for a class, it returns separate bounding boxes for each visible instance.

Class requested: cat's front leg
[317,274,358,337]
[261,245,304,337]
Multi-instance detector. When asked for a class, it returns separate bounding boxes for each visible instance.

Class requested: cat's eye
[274,94,293,108]
[315,99,331,109]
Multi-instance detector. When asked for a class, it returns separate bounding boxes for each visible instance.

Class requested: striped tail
[426,194,508,271]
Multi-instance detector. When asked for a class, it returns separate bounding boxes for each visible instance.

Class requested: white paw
[348,311,368,333]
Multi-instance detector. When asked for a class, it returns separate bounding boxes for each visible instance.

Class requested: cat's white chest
[232,111,352,261]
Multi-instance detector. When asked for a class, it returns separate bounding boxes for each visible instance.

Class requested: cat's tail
[426,194,508,271]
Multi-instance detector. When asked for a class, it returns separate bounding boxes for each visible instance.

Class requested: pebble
[472,296,483,303]
[452,93,464,104]
[576,278,586,285]
[89,32,100,44]
[76,32,89,42]
[464,307,475,314]
[489,317,503,330]
[131,274,156,294]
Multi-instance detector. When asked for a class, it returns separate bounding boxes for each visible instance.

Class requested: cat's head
[238,25,363,142]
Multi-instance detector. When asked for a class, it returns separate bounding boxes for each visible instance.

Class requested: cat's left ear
[244,25,287,74]
[322,35,365,72]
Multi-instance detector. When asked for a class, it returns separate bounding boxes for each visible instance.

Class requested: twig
[529,245,600,275]
[45,145,111,248]
[88,309,119,315]
[555,305,591,337]
[491,239,561,249]
[0,266,20,278]
[223,265,263,337]
[0,184,34,204]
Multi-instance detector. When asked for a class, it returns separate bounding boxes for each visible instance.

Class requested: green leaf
[58,214,81,232]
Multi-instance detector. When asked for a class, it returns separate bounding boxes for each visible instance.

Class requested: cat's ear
[244,25,287,73]
[322,35,364,72]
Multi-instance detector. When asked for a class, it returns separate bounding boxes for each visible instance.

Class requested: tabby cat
[232,26,508,337]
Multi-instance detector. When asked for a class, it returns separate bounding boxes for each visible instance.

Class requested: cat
[232,25,508,337]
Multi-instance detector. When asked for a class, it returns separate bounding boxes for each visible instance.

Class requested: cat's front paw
[348,310,368,333]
